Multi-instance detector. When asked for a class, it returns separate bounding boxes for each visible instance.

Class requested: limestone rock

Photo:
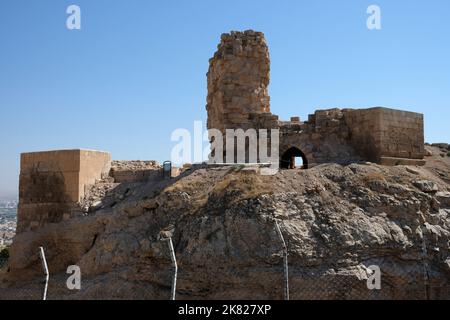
[2,163,450,300]
[436,192,450,207]
[89,201,103,212]
[413,180,439,193]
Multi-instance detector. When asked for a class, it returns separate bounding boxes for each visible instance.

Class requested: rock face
[413,180,439,193]
[1,154,450,300]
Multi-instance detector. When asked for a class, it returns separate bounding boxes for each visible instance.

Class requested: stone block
[379,157,426,166]
[17,149,111,233]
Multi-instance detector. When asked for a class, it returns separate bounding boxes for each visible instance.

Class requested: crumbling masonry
[206,30,425,168]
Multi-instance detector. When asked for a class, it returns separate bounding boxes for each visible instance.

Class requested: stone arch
[280,147,309,169]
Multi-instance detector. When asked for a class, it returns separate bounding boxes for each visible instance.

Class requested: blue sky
[0,0,449,197]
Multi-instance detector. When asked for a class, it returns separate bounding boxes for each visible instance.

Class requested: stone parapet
[110,160,162,183]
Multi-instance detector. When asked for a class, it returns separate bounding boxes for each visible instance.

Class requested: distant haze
[0,192,18,201]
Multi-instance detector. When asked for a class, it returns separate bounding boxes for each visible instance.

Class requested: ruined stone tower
[206,30,271,133]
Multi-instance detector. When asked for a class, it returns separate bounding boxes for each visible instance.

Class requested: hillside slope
[1,145,450,300]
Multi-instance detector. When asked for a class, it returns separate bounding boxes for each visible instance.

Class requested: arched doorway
[280,147,309,169]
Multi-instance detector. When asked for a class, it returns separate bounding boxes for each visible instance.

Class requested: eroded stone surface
[2,160,450,300]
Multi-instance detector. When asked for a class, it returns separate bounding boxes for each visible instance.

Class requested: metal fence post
[420,226,430,300]
[166,237,177,300]
[38,246,49,301]
[274,220,289,300]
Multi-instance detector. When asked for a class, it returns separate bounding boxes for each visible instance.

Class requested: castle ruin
[16,30,425,233]
[206,30,425,168]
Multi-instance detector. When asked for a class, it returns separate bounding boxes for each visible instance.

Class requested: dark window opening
[280,147,308,169]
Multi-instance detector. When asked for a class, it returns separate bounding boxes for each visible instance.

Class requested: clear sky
[0,0,449,198]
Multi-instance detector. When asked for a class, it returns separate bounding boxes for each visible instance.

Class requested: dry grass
[209,171,273,205]
[361,172,387,185]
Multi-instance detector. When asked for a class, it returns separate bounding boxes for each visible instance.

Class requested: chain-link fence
[287,262,449,300]
[1,261,448,300]
[1,245,449,300]
[0,281,43,300]
[0,250,41,300]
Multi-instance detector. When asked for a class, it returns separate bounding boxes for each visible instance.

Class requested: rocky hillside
[1,145,449,300]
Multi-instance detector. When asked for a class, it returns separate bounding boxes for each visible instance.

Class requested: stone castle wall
[110,161,162,183]
[344,108,381,162]
[16,152,174,234]
[206,30,425,167]
[345,108,425,163]
[377,108,424,161]
[18,150,111,232]
[279,109,361,167]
